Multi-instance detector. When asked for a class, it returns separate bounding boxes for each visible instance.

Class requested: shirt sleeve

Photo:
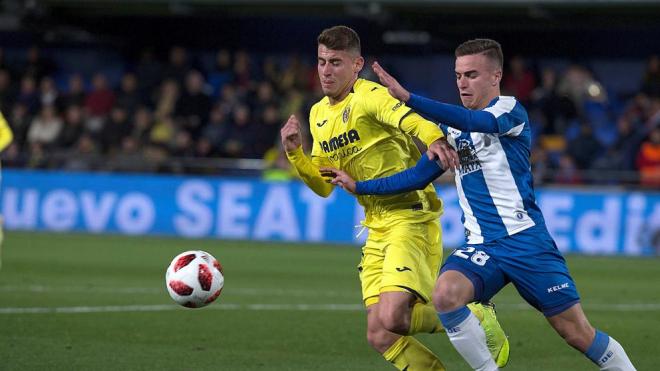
[362,86,444,145]
[355,155,445,195]
[0,111,13,152]
[407,94,526,136]
[286,146,334,198]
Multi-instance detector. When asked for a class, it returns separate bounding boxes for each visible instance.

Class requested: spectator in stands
[221,104,255,158]
[60,74,86,108]
[57,104,85,149]
[641,55,660,98]
[201,105,228,150]
[163,46,191,86]
[39,76,61,110]
[208,49,233,96]
[21,46,55,83]
[27,104,63,148]
[17,75,39,114]
[110,136,147,173]
[567,122,603,170]
[636,125,660,187]
[8,103,31,150]
[115,73,142,115]
[154,79,179,120]
[130,106,154,146]
[253,104,281,157]
[232,50,252,89]
[503,56,536,106]
[85,73,115,117]
[63,133,101,171]
[0,69,14,112]
[135,48,163,99]
[101,107,132,153]
[554,154,583,184]
[176,69,211,137]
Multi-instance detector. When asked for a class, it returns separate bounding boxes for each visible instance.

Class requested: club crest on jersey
[457,139,482,176]
[342,106,351,123]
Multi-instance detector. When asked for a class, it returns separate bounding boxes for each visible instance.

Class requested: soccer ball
[166,250,224,308]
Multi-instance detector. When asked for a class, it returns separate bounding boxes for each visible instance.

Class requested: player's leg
[378,219,444,336]
[360,229,445,370]
[546,303,636,370]
[503,225,636,370]
[434,246,509,371]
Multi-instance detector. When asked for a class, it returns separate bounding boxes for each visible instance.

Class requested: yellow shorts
[359,218,442,307]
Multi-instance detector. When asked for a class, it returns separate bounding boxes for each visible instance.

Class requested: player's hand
[372,61,411,102]
[427,137,459,170]
[320,167,357,194]
[281,114,303,153]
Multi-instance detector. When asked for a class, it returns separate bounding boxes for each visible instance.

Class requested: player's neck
[476,90,501,110]
[328,76,358,105]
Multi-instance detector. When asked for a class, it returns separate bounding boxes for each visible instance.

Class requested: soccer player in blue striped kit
[323,39,636,371]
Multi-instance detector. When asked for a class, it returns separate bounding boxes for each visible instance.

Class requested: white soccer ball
[165,250,224,308]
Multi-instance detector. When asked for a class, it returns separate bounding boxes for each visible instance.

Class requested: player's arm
[407,93,499,133]
[365,85,458,169]
[0,111,14,152]
[281,114,334,198]
[322,155,445,195]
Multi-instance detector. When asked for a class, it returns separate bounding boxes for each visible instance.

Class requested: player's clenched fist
[281,114,302,153]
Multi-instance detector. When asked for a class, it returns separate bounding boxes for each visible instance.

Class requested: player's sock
[585,330,636,371]
[382,336,446,371]
[439,306,498,371]
[409,302,444,334]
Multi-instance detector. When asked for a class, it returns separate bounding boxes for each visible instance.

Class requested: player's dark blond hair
[317,26,361,55]
[455,39,503,69]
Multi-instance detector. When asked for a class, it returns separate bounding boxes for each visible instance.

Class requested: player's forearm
[408,94,499,133]
[399,112,445,146]
[355,155,444,195]
[285,147,334,198]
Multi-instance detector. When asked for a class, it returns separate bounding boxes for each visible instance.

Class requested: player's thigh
[441,243,507,303]
[501,227,581,317]
[381,219,442,303]
[358,236,386,307]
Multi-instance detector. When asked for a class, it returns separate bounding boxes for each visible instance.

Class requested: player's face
[317,44,364,102]
[455,53,502,110]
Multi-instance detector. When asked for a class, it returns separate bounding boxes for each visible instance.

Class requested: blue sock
[585,329,610,364]
[438,306,471,332]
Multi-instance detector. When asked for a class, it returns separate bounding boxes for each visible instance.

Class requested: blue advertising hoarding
[2,170,659,255]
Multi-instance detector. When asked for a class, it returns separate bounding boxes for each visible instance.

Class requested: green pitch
[0,232,657,370]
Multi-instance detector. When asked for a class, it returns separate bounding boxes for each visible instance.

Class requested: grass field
[0,231,657,370]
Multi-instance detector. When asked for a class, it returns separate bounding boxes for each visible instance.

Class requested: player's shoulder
[353,78,387,96]
[486,96,528,120]
[310,97,329,116]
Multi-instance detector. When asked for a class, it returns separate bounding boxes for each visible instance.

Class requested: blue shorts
[441,223,580,317]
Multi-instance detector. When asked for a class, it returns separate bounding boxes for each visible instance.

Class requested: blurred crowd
[0,46,658,186]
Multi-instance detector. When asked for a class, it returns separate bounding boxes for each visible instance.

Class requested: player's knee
[366,326,393,353]
[433,280,468,313]
[378,306,410,335]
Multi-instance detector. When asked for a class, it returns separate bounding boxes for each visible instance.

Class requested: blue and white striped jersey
[439,96,544,244]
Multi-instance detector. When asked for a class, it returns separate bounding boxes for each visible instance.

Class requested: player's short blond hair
[317,25,361,55]
[455,39,503,69]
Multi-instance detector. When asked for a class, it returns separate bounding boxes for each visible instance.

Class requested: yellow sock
[409,303,444,334]
[382,336,446,371]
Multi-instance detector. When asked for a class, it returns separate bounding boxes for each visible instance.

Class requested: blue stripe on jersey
[494,98,545,227]
[498,125,545,227]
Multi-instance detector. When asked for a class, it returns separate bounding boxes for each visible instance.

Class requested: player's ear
[354,56,365,74]
[493,68,502,86]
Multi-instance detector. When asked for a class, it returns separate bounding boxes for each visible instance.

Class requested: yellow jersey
[307,78,442,228]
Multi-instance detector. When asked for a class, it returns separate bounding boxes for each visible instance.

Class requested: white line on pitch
[1,302,660,315]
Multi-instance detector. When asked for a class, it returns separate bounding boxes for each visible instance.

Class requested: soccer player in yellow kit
[281,25,507,370]
[0,111,14,270]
